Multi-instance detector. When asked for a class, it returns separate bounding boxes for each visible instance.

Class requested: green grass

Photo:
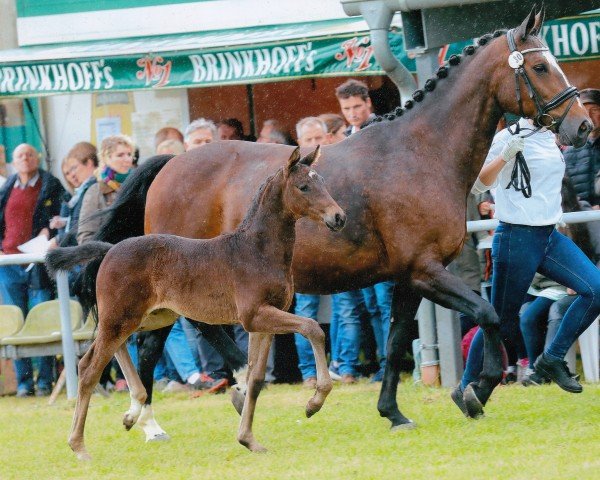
[0,381,598,480]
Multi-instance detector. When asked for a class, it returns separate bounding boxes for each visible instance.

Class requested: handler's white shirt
[485,119,564,226]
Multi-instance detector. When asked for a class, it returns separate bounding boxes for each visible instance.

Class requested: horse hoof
[305,400,322,418]
[390,420,416,432]
[231,385,246,416]
[463,384,485,419]
[147,433,171,443]
[75,451,92,462]
[249,443,268,453]
[123,415,136,431]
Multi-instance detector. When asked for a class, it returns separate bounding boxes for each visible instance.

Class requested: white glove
[500,136,525,166]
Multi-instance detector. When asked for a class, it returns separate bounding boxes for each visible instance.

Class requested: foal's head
[283,147,346,231]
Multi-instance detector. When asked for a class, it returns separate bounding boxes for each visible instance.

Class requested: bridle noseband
[507,28,579,131]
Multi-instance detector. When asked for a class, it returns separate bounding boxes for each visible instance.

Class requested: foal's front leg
[237,332,272,452]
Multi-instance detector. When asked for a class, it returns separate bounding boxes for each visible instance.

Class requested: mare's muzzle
[324,209,346,232]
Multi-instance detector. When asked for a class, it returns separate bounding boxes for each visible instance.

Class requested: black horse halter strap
[505,122,532,198]
[507,29,579,131]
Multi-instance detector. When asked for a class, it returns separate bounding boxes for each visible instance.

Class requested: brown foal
[46,146,345,460]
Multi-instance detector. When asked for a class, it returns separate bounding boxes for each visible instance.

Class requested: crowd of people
[0,80,598,406]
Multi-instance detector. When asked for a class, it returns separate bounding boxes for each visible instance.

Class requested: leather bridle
[506,28,579,132]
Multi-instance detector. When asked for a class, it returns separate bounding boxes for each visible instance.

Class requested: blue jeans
[0,265,53,392]
[519,296,555,364]
[154,319,199,382]
[461,223,600,389]
[334,289,365,376]
[362,282,393,369]
[294,294,320,379]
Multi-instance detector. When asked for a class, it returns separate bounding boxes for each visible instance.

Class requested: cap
[580,88,600,105]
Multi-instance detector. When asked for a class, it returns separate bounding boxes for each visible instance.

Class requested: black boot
[534,353,582,393]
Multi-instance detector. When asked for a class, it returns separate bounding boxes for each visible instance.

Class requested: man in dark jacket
[0,143,66,397]
[564,88,600,206]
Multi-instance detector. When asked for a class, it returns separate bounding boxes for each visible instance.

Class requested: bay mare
[47,147,346,459]
[78,10,591,442]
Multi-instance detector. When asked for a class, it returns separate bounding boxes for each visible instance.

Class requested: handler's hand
[500,136,525,165]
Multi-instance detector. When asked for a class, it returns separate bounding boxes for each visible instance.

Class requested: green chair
[0,305,25,340]
[72,313,97,341]
[0,300,83,346]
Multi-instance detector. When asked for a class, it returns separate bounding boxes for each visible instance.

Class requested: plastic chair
[72,313,97,341]
[0,305,25,340]
[0,300,83,346]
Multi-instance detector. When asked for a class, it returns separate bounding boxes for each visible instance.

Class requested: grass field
[0,380,598,480]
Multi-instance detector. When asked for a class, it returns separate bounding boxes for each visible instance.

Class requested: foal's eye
[298,185,309,192]
[532,64,547,74]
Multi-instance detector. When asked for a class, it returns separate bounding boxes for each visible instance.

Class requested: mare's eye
[298,185,309,192]
[533,64,547,74]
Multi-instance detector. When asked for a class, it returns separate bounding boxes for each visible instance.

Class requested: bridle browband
[507,28,579,131]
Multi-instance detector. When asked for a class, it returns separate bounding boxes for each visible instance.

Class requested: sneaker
[190,376,228,394]
[522,370,550,387]
[163,380,190,393]
[502,371,518,385]
[302,377,317,389]
[450,384,468,417]
[154,378,169,392]
[16,389,34,398]
[534,353,583,393]
[328,366,342,381]
[341,374,357,384]
[370,368,384,383]
[114,379,129,392]
[35,388,51,397]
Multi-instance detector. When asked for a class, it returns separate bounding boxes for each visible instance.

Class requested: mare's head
[492,8,592,146]
[282,147,346,231]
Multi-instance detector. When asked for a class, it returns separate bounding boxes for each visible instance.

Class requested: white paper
[17,235,51,254]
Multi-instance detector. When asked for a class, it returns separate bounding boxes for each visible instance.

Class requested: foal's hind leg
[237,332,272,452]
[411,261,503,417]
[377,286,422,430]
[114,343,148,431]
[69,334,128,460]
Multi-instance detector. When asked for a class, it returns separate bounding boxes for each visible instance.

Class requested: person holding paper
[0,143,65,397]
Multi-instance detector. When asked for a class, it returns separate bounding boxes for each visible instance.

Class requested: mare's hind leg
[136,327,172,442]
[114,343,148,431]
[237,332,272,452]
[411,261,503,418]
[377,285,422,430]
[69,332,130,461]
[245,305,332,417]
[187,320,249,415]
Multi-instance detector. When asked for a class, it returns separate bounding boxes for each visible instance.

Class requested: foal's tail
[46,241,113,275]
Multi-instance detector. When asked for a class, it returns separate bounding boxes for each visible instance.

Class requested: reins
[505,28,579,198]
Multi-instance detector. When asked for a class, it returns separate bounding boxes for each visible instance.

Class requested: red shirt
[2,181,42,254]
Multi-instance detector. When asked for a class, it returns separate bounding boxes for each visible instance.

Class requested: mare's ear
[516,6,537,41]
[531,5,545,37]
[300,145,321,167]
[286,147,302,175]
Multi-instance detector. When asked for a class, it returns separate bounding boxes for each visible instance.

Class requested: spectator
[256,119,291,144]
[154,127,184,151]
[564,88,600,206]
[295,117,328,147]
[218,118,245,141]
[0,143,66,397]
[156,139,185,156]
[184,118,217,150]
[454,117,600,417]
[319,113,347,144]
[335,79,376,136]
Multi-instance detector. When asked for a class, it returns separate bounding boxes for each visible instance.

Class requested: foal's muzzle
[325,210,346,232]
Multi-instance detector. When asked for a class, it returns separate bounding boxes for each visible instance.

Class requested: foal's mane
[366,28,520,126]
[236,167,284,232]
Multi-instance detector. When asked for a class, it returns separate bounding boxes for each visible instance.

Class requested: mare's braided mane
[364,30,509,126]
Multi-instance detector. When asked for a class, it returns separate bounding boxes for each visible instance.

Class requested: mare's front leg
[237,332,272,452]
[134,326,172,442]
[377,285,422,430]
[245,305,332,417]
[411,261,503,418]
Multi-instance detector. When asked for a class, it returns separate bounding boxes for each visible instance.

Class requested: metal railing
[0,253,78,399]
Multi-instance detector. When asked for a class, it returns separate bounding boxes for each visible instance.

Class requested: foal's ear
[286,147,302,174]
[531,5,545,37]
[517,6,537,41]
[300,145,321,167]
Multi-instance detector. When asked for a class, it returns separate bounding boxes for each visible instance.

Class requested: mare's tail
[75,154,174,318]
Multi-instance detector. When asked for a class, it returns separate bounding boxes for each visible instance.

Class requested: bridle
[506,28,579,132]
